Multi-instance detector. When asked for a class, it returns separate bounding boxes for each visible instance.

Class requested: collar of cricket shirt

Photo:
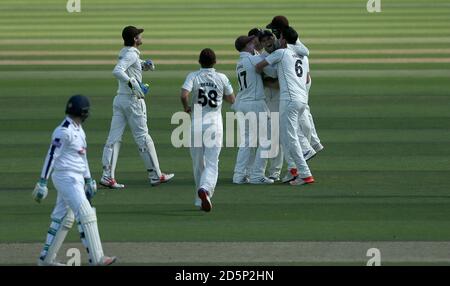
[65,116,81,130]
[239,51,253,57]
[128,46,141,55]
[200,68,215,71]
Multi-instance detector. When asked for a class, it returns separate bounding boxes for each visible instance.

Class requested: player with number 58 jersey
[181,48,235,212]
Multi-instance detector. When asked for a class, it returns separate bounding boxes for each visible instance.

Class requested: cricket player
[32,95,116,266]
[100,26,174,189]
[256,27,315,186]
[258,30,284,181]
[232,35,277,184]
[300,55,324,153]
[267,15,324,156]
[181,48,235,212]
[259,30,317,183]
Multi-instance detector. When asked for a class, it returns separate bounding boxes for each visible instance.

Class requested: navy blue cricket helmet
[65,94,90,122]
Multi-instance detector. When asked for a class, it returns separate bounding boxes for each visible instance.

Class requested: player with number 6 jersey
[181,48,235,212]
[256,26,315,186]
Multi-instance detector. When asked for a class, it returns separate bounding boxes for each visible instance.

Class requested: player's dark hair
[199,48,216,68]
[122,26,144,46]
[281,26,298,45]
[124,38,135,46]
[248,27,263,38]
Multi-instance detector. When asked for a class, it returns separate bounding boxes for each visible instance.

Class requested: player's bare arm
[263,77,279,89]
[255,60,269,74]
[180,88,191,113]
[224,92,236,104]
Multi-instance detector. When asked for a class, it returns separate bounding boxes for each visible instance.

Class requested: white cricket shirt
[40,117,91,178]
[113,46,143,96]
[265,48,308,103]
[182,68,233,117]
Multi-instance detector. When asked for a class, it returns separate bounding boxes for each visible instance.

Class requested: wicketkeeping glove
[128,77,146,99]
[84,178,97,201]
[142,59,155,71]
[32,178,48,203]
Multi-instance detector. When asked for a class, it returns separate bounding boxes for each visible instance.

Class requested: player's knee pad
[137,134,154,153]
[61,210,75,229]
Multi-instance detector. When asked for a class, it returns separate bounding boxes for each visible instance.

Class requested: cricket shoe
[95,256,117,266]
[290,176,315,186]
[37,259,66,266]
[303,149,317,161]
[312,143,324,153]
[100,176,125,189]
[249,177,275,184]
[282,168,298,183]
[198,188,212,212]
[150,173,175,186]
[232,176,249,184]
[268,174,281,182]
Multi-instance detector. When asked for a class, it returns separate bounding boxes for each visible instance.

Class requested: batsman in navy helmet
[32,95,117,266]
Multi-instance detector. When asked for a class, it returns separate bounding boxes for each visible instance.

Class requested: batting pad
[138,135,162,179]
[78,200,104,265]
[41,210,75,263]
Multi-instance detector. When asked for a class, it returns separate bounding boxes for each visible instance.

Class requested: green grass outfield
[0,0,450,265]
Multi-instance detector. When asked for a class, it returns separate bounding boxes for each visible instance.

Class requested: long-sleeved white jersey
[235,52,277,102]
[40,117,91,179]
[265,48,309,103]
[290,38,309,57]
[112,46,145,96]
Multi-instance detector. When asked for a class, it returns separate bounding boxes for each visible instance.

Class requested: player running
[256,27,315,186]
[181,48,235,212]
[33,95,116,266]
[100,26,174,189]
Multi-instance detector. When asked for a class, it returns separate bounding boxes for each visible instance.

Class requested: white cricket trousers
[279,100,312,178]
[51,171,88,221]
[103,94,161,179]
[265,97,284,178]
[304,105,322,148]
[190,112,222,205]
[233,100,270,181]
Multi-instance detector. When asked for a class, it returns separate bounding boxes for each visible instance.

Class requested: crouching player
[32,95,116,266]
[180,49,235,212]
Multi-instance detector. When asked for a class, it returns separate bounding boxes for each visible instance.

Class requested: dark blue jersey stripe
[43,138,60,179]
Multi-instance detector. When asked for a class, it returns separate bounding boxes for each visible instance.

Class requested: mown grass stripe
[1,37,450,45]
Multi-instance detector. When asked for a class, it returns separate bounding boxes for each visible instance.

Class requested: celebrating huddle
[181,16,323,212]
[31,16,323,266]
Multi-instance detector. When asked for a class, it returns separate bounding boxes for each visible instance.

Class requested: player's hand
[142,59,155,71]
[128,77,145,99]
[84,178,97,201]
[32,178,48,203]
[140,82,150,95]
[184,106,191,114]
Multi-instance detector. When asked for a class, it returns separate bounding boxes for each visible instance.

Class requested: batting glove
[142,59,155,71]
[128,77,146,99]
[84,178,97,201]
[32,178,48,203]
